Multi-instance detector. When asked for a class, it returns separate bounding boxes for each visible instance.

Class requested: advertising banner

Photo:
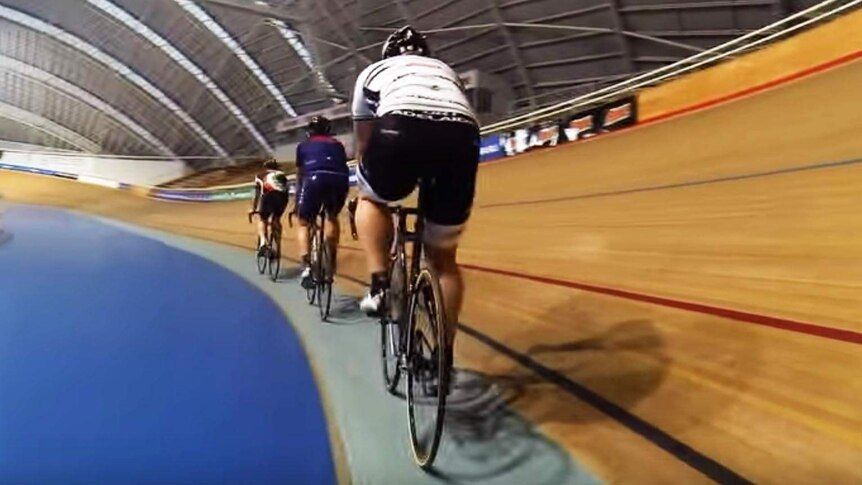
[479,133,506,162]
[148,184,255,202]
[530,124,560,148]
[600,97,637,131]
[564,112,597,141]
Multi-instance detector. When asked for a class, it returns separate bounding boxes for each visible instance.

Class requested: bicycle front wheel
[382,246,407,393]
[405,267,449,469]
[268,235,281,282]
[318,238,333,320]
[306,229,318,305]
[256,237,267,274]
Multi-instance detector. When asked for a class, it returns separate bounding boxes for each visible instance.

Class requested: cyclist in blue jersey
[295,116,350,288]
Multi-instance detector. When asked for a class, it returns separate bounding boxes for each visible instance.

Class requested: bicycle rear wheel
[406,267,449,469]
[256,237,267,274]
[382,246,407,393]
[268,234,281,282]
[318,235,333,320]
[305,227,318,305]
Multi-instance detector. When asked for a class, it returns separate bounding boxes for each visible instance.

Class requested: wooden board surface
[2,57,862,484]
[638,9,862,120]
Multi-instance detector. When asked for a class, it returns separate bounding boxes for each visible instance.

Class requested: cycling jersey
[296,136,349,221]
[255,169,288,193]
[254,169,289,220]
[351,54,480,248]
[296,136,349,176]
[352,55,477,124]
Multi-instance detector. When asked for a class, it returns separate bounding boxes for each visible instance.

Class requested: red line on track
[478,49,862,169]
[460,263,862,346]
[639,49,862,125]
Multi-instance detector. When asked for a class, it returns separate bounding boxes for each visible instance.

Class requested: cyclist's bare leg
[256,217,269,249]
[356,197,391,275]
[425,244,462,347]
[296,217,310,263]
[324,216,340,246]
[319,216,339,275]
[272,219,283,249]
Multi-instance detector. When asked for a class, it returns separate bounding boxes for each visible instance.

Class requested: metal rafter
[526,51,624,70]
[0,54,176,157]
[175,0,298,119]
[87,0,272,154]
[435,27,497,53]
[620,1,774,12]
[362,23,705,53]
[308,0,373,65]
[198,0,304,22]
[606,0,636,74]
[267,19,344,100]
[392,0,417,26]
[490,0,536,107]
[0,3,228,157]
[0,100,100,153]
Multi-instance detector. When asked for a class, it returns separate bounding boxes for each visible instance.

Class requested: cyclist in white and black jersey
[352,26,480,350]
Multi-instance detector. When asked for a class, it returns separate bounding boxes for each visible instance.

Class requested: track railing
[481,0,862,135]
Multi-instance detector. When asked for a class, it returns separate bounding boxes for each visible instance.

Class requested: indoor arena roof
[0,0,823,160]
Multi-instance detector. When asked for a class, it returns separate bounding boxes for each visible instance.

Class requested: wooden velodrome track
[3,48,862,485]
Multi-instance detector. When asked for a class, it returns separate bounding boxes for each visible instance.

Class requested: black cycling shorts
[297,172,349,222]
[260,191,289,220]
[357,114,479,244]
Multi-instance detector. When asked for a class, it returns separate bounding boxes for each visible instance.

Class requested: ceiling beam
[0,54,176,157]
[198,0,304,22]
[620,0,773,12]
[88,0,269,154]
[525,51,624,69]
[363,22,706,53]
[0,101,101,153]
[490,0,535,107]
[449,44,510,68]
[0,3,228,157]
[606,0,636,74]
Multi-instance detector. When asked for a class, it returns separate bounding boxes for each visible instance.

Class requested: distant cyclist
[250,157,289,255]
[351,26,480,344]
[295,115,350,289]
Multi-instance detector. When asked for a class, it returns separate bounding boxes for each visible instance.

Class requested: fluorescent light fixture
[87,0,272,154]
[0,54,176,157]
[0,4,228,157]
[175,0,298,117]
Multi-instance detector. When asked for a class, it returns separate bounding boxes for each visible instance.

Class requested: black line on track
[457,324,755,484]
[480,156,862,209]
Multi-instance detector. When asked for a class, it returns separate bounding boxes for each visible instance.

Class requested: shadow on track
[428,368,587,484]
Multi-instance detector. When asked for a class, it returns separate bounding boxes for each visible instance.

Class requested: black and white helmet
[381,26,430,59]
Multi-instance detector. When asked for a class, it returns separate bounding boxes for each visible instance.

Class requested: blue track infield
[0,205,334,484]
